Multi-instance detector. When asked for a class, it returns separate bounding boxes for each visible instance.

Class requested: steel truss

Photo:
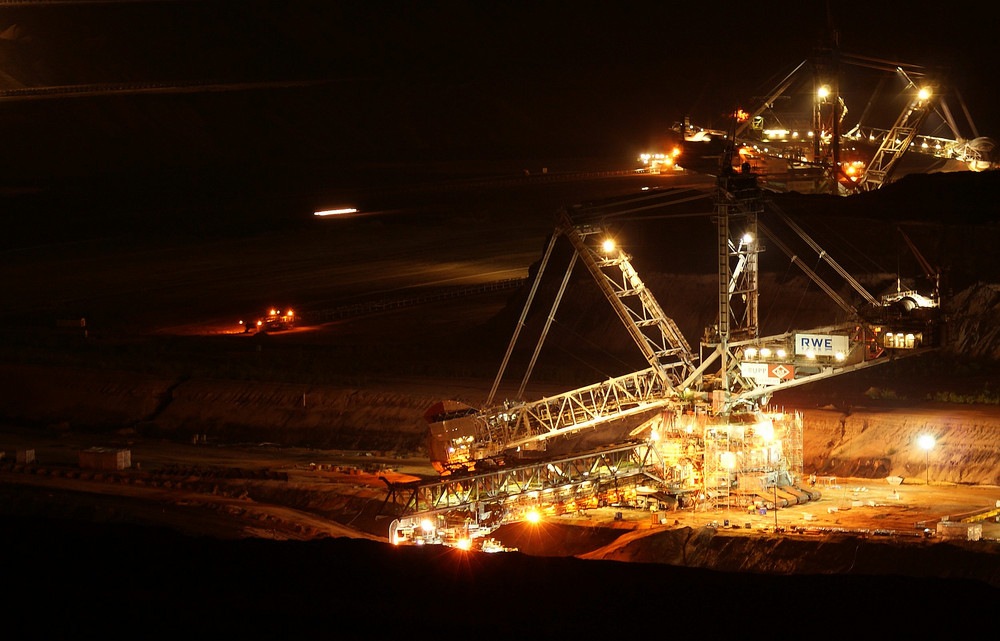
[385,442,663,520]
[858,88,933,191]
[716,323,898,407]
[482,367,674,455]
[560,212,696,387]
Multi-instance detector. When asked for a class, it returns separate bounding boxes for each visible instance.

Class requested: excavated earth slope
[4,353,1000,487]
[580,524,1000,586]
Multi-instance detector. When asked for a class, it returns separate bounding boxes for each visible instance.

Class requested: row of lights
[745,346,846,361]
[817,85,930,102]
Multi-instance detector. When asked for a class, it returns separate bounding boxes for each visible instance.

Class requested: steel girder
[858,94,932,190]
[478,367,674,458]
[386,442,661,518]
[559,211,696,387]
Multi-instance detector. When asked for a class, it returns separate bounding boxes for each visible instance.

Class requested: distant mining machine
[729,29,996,194]
[239,307,296,333]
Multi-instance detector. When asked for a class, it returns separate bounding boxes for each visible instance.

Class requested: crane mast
[712,155,763,407]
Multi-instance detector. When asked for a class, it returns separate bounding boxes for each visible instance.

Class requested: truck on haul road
[238,308,296,334]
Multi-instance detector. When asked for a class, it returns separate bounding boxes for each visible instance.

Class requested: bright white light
[834,351,845,361]
[818,85,830,99]
[776,349,786,358]
[420,519,434,532]
[456,538,472,551]
[918,88,930,101]
[314,208,358,217]
[526,509,541,524]
[756,420,774,443]
[917,434,935,451]
[741,232,753,244]
[759,347,771,358]
[602,239,616,253]
[745,347,758,358]
[805,350,815,359]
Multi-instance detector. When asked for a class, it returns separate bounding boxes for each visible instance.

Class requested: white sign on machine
[740,362,795,385]
[794,333,848,357]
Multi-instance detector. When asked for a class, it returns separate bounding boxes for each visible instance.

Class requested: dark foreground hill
[5,516,997,637]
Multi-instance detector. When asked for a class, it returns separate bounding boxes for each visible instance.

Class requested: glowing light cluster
[637,148,681,174]
[744,346,787,359]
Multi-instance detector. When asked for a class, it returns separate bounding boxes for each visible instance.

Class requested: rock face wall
[5,358,1000,484]
[0,363,174,429]
[158,378,434,450]
[946,283,1000,360]
[578,525,1000,587]
[802,405,1000,485]
[0,363,435,452]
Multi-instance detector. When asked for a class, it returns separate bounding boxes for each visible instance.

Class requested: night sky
[0,1,996,184]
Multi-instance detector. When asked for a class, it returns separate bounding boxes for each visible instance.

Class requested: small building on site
[16,449,35,465]
[79,447,131,471]
[936,520,982,541]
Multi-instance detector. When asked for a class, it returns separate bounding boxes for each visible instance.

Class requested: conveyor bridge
[383,441,664,522]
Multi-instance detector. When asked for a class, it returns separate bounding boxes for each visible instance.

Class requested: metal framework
[716,171,762,343]
[857,87,933,190]
[732,46,989,192]
[475,367,674,459]
[709,164,763,409]
[560,212,696,387]
[385,442,662,520]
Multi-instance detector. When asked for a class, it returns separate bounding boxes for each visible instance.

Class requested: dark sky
[0,1,996,179]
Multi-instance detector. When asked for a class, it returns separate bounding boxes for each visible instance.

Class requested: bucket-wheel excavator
[387,130,939,547]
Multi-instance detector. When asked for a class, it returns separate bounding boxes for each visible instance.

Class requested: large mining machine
[725,27,995,194]
[389,134,938,545]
